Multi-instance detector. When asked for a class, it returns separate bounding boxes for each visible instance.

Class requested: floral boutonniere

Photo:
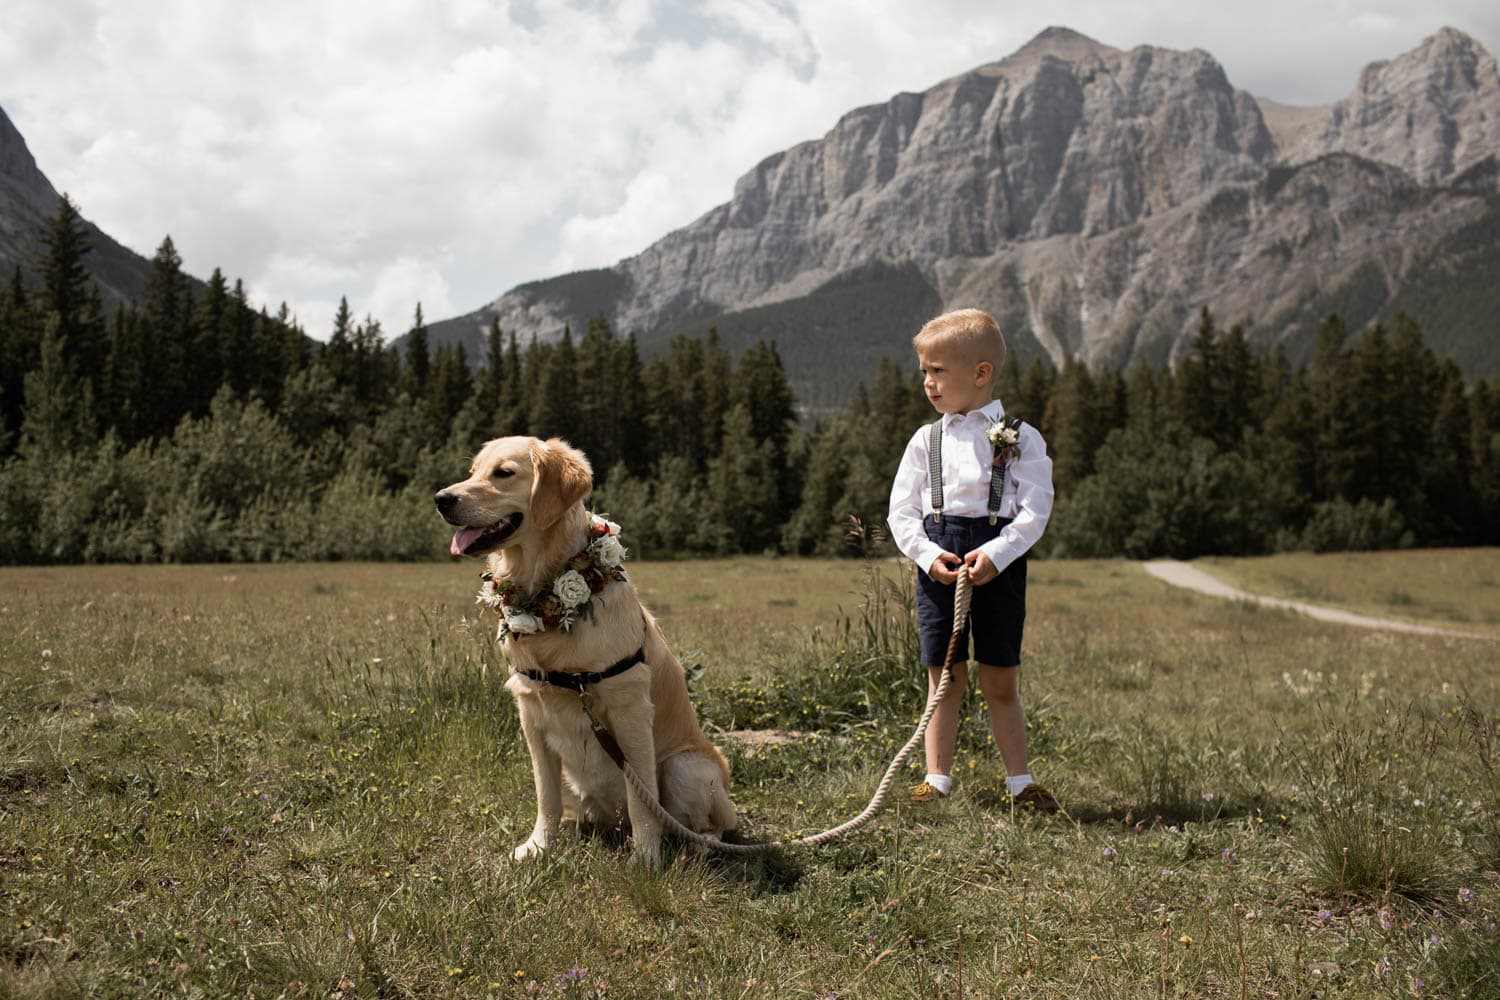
[477,513,628,640]
[986,418,1022,468]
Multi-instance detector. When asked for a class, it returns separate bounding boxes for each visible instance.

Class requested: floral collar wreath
[477,513,628,639]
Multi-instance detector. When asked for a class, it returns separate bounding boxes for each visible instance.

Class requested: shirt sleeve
[887,428,946,576]
[977,423,1053,573]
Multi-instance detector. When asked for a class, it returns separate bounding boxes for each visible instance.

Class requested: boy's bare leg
[977,663,1028,777]
[924,661,969,776]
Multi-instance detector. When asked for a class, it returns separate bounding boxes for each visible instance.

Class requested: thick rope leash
[606,566,974,854]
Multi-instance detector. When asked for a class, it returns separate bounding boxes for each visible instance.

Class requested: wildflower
[1316,910,1332,923]
[1379,906,1395,931]
[1221,848,1236,864]
[1160,868,1175,877]
[1374,955,1391,977]
[1458,887,1474,905]
[1178,934,1193,945]
[1102,846,1117,860]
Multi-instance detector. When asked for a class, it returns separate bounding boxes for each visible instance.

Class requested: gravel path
[1142,560,1497,641]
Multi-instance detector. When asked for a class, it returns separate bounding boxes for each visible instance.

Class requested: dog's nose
[435,490,458,515]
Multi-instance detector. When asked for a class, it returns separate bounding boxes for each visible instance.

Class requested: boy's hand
[928,551,963,585]
[964,551,998,585]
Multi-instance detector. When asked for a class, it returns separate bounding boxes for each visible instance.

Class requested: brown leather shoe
[1011,783,1060,813]
[908,781,950,803]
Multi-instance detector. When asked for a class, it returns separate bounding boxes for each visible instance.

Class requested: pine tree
[193,268,232,413]
[0,267,37,451]
[19,314,95,456]
[470,318,506,437]
[529,328,577,441]
[574,315,618,473]
[708,402,778,553]
[39,195,102,372]
[427,341,472,443]
[139,236,196,438]
[730,340,798,518]
[1308,314,1356,501]
[1016,359,1056,433]
[402,303,431,399]
[1044,358,1100,492]
[500,330,525,435]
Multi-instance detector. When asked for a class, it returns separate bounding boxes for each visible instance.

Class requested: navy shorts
[916,514,1027,668]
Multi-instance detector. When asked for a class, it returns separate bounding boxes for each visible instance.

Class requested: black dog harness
[511,645,646,769]
[511,645,645,692]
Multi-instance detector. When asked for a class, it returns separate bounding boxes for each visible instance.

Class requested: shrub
[1296,497,1412,552]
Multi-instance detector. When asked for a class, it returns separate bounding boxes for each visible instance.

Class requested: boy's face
[918,348,992,415]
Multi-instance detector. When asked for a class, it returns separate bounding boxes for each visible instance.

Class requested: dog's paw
[512,835,550,861]
[631,836,663,869]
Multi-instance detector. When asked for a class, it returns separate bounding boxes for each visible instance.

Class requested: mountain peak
[0,105,58,205]
[1011,25,1117,62]
[1417,25,1486,58]
[1298,25,1500,181]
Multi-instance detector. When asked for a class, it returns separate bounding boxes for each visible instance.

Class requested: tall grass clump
[1109,723,1245,825]
[698,528,921,735]
[1280,704,1458,902]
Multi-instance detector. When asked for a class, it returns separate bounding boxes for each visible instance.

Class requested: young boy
[886,308,1058,811]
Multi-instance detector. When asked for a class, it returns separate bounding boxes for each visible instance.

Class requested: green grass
[2,553,1499,997]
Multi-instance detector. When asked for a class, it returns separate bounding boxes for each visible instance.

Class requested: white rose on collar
[502,607,542,635]
[594,535,626,568]
[553,569,592,609]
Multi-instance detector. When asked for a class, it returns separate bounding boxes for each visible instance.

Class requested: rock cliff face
[1281,27,1500,182]
[0,106,161,305]
[431,26,1500,400]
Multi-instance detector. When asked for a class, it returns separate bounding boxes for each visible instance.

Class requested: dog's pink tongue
[450,526,487,556]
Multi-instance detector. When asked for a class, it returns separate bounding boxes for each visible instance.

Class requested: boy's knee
[978,666,1019,703]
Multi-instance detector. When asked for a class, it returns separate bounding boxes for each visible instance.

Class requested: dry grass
[1204,549,1500,636]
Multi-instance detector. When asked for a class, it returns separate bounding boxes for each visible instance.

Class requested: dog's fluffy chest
[510,681,625,806]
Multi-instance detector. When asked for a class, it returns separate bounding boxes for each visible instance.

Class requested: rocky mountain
[430,26,1500,410]
[0,106,161,306]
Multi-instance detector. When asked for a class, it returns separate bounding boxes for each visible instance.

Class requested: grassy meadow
[1203,549,1500,636]
[3,551,1499,998]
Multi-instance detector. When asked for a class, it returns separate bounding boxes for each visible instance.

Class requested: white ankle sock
[1005,773,1033,797]
[925,773,953,795]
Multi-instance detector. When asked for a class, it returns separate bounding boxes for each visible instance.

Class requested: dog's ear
[528,438,593,530]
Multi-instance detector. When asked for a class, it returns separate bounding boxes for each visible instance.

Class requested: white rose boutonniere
[553,569,592,609]
[986,419,1021,468]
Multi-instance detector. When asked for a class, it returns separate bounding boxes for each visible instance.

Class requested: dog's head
[435,436,593,557]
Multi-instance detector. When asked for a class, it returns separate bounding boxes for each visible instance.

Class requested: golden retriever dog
[436,436,737,865]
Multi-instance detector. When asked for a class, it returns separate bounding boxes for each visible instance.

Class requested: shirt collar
[942,399,1005,428]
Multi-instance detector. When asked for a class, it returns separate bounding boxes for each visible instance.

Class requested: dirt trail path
[1142,560,1497,641]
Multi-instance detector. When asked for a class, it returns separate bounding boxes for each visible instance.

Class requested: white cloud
[2,1,1496,339]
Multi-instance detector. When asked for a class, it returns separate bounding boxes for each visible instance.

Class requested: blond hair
[913,308,1006,369]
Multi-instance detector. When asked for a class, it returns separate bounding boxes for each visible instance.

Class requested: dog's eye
[491,467,514,479]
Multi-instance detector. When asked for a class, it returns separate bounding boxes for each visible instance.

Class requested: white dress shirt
[887,399,1055,576]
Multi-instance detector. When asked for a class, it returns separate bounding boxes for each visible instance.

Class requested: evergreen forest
[1,197,1497,564]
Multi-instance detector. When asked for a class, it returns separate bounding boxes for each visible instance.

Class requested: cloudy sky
[4,1,1497,339]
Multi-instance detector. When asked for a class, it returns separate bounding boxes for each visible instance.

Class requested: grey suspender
[928,417,1014,525]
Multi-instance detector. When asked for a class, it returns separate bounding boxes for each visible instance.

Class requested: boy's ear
[974,360,994,385]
